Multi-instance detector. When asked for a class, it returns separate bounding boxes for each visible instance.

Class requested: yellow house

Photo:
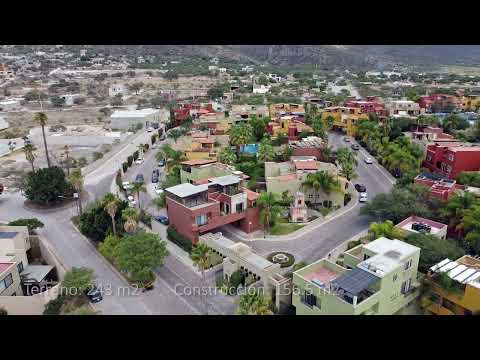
[321,107,369,137]
[461,95,480,111]
[424,256,480,315]
[267,116,313,139]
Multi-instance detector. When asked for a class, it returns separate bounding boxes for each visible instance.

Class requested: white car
[147,127,154,132]
[154,184,164,195]
[359,192,368,203]
[364,157,373,164]
[344,137,351,142]
[135,158,144,165]
[127,195,137,206]
[122,181,132,190]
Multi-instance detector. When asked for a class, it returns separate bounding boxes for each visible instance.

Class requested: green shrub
[227,270,245,295]
[167,227,193,253]
[24,166,73,206]
[92,151,103,161]
[139,210,152,228]
[127,156,133,166]
[8,218,44,234]
[133,151,139,160]
[151,135,157,144]
[347,239,362,250]
[266,252,295,268]
[43,296,66,315]
[122,162,128,173]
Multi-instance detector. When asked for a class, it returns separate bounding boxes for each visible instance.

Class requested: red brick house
[345,97,387,117]
[414,173,464,201]
[417,94,459,113]
[423,143,480,180]
[165,175,261,244]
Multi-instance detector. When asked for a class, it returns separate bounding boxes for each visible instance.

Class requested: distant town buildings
[110,108,160,130]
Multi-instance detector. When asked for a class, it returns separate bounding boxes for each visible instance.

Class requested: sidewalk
[221,188,360,242]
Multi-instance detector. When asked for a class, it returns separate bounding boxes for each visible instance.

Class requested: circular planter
[267,252,295,268]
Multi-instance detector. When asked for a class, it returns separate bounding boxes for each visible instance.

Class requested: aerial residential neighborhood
[1,44,480,317]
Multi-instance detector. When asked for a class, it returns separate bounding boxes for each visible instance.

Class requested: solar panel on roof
[430,258,451,271]
[448,264,467,279]
[439,261,458,273]
[331,267,379,296]
[454,268,477,283]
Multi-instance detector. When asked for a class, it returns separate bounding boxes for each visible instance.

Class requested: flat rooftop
[208,174,241,187]
[430,256,480,289]
[303,266,341,289]
[395,215,447,236]
[111,108,160,118]
[166,183,208,198]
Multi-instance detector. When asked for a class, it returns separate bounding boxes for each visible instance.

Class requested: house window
[442,298,456,312]
[17,261,23,273]
[447,154,454,161]
[236,203,244,213]
[401,278,411,294]
[196,215,207,226]
[0,273,14,293]
[363,254,370,261]
[404,259,412,271]
[301,290,317,308]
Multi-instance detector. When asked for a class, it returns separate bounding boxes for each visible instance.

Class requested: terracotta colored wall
[239,207,263,233]
[292,147,322,160]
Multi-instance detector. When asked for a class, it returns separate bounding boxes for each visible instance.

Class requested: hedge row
[167,227,192,253]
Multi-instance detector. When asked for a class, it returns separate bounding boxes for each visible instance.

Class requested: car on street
[343,136,351,142]
[147,127,154,132]
[135,157,144,165]
[155,184,164,195]
[122,181,132,190]
[135,174,145,183]
[154,215,169,225]
[158,159,166,167]
[127,195,137,206]
[351,144,360,150]
[354,183,367,193]
[0,183,3,195]
[359,192,368,203]
[85,285,103,303]
[364,157,373,164]
[152,169,160,183]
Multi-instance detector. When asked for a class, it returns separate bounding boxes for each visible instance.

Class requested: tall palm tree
[122,208,139,234]
[137,143,146,157]
[156,144,186,171]
[237,290,273,315]
[302,171,343,195]
[68,169,84,215]
[34,112,51,168]
[130,181,146,209]
[104,198,119,236]
[23,143,37,172]
[63,145,71,176]
[152,196,165,215]
[257,138,275,162]
[440,192,477,239]
[257,192,282,236]
[190,243,211,315]
[229,123,253,156]
[336,147,358,168]
[218,146,237,165]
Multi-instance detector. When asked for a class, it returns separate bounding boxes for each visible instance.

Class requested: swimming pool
[241,143,259,154]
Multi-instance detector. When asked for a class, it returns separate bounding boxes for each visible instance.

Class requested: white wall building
[0,116,9,131]
[253,84,271,94]
[0,99,21,112]
[110,108,161,130]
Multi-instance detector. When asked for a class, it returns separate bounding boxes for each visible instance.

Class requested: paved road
[221,132,396,264]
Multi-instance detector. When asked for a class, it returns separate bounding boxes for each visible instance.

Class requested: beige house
[265,157,348,209]
[231,104,269,123]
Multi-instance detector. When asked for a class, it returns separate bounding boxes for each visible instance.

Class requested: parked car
[154,215,169,225]
[343,136,351,142]
[135,157,144,164]
[127,195,137,206]
[135,174,145,183]
[354,184,367,193]
[122,181,132,190]
[158,159,166,167]
[351,144,360,150]
[0,183,3,195]
[364,157,373,164]
[147,127,154,132]
[155,184,164,195]
[359,192,368,203]
[152,169,160,183]
[85,285,103,303]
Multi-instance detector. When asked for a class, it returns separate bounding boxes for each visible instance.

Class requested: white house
[110,108,161,130]
[219,68,227,73]
[208,66,218,72]
[253,84,271,94]
[109,83,128,98]
[0,100,21,112]
[0,116,9,131]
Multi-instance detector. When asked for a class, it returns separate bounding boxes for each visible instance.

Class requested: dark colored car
[154,215,169,225]
[152,169,160,183]
[158,159,166,167]
[85,286,103,303]
[135,174,145,183]
[355,184,367,193]
[351,144,360,150]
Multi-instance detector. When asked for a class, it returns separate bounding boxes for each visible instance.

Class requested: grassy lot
[270,219,304,236]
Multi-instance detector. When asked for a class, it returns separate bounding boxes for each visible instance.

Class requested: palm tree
[190,243,211,315]
[137,143,146,157]
[439,192,476,239]
[23,143,37,172]
[229,123,253,156]
[257,138,275,162]
[68,169,84,215]
[237,290,273,315]
[218,146,237,165]
[122,208,139,234]
[152,195,165,215]
[257,192,283,236]
[339,162,357,181]
[104,198,119,236]
[336,147,358,167]
[302,171,343,195]
[156,144,186,171]
[368,220,405,240]
[34,112,51,168]
[62,145,71,176]
[130,181,146,209]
